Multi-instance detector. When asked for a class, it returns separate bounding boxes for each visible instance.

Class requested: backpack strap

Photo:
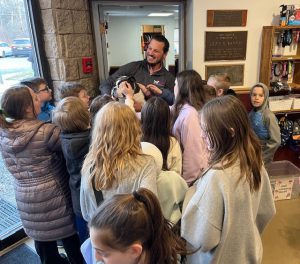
[92,177,103,206]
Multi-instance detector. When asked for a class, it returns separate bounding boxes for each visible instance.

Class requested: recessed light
[148,13,173,17]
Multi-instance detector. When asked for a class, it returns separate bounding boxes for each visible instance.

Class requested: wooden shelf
[260,26,300,86]
[288,82,300,89]
[273,109,300,114]
[273,25,300,30]
[272,56,300,61]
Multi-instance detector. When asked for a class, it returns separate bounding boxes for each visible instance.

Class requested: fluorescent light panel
[148,13,173,17]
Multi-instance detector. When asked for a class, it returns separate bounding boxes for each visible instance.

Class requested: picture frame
[205,64,244,86]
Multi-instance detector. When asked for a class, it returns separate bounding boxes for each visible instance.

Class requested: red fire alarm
[82,57,93,74]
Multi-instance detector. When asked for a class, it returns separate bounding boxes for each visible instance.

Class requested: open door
[91,2,185,82]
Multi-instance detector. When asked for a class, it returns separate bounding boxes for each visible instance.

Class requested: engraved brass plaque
[205,31,247,61]
[207,10,247,27]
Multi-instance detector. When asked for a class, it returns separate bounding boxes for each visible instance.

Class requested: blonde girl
[80,102,157,222]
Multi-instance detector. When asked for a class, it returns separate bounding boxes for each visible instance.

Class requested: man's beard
[146,55,163,67]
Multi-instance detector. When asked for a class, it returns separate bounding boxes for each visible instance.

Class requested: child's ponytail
[89,188,187,264]
[133,188,187,264]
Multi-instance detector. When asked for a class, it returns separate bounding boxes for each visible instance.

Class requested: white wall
[106,16,178,69]
[186,0,297,88]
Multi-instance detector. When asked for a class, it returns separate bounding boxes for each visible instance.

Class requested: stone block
[43,34,59,58]
[52,80,65,101]
[38,0,52,9]
[58,58,79,81]
[69,0,86,10]
[80,77,99,98]
[72,11,90,34]
[41,10,56,34]
[48,59,60,80]
[57,35,66,57]
[64,34,93,57]
[52,0,68,9]
[56,9,73,34]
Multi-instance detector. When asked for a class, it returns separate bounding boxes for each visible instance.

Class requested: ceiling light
[148,13,173,17]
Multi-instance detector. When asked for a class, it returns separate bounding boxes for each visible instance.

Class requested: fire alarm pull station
[82,57,93,74]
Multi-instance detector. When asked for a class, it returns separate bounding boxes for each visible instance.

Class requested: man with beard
[99,35,175,107]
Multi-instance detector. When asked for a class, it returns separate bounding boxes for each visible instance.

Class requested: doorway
[91,1,185,82]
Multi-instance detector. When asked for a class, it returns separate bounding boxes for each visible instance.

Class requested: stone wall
[38,0,99,100]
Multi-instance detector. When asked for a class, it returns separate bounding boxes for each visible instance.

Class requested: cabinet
[141,25,164,57]
[260,26,300,88]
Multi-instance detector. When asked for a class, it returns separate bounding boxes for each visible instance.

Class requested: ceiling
[102,4,179,18]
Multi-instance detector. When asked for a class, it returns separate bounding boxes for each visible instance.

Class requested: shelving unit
[141,25,164,57]
[260,25,300,88]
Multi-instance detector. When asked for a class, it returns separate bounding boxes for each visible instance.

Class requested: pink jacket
[172,104,209,185]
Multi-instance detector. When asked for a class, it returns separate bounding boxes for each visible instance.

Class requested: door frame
[91,1,185,82]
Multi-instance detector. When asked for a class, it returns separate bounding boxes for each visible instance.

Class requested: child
[0,85,83,264]
[249,82,281,166]
[80,102,158,222]
[20,77,55,122]
[207,73,236,96]
[52,96,91,244]
[181,96,276,264]
[141,97,182,175]
[59,81,90,108]
[171,70,211,185]
[88,188,187,264]
[141,142,188,225]
[89,94,114,123]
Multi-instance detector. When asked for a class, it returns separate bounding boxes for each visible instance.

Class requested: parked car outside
[11,38,32,57]
[0,42,12,57]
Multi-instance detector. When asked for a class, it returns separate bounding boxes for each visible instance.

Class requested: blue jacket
[38,102,55,122]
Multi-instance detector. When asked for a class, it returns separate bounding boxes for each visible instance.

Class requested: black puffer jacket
[0,119,76,241]
[60,130,90,217]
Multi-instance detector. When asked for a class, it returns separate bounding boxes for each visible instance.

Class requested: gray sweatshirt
[181,161,275,264]
[80,154,158,222]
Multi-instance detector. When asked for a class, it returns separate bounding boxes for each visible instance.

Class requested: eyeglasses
[38,86,51,93]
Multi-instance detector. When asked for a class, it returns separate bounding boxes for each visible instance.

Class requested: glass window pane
[0,0,39,98]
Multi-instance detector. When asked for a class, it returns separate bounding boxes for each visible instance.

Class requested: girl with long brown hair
[0,85,83,264]
[88,188,187,264]
[171,70,212,185]
[181,96,275,264]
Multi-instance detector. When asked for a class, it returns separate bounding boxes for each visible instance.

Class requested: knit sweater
[181,161,276,264]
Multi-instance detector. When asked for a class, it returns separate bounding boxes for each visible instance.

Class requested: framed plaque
[205,64,244,86]
[205,31,247,61]
[207,10,247,27]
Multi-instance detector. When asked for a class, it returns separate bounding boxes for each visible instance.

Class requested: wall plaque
[205,64,244,86]
[205,31,247,61]
[207,10,247,27]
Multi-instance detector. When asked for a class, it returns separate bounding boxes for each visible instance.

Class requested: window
[0,0,40,98]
